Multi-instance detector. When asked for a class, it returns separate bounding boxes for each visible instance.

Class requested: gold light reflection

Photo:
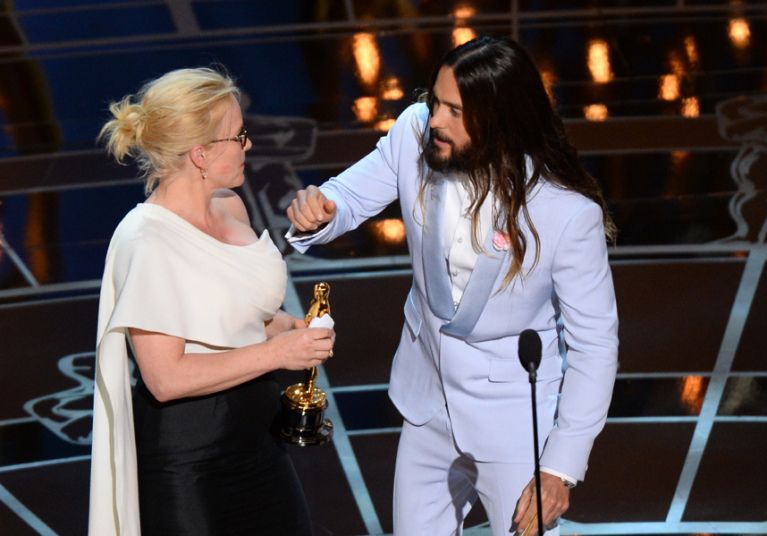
[684,36,700,68]
[369,218,406,245]
[680,376,706,415]
[452,4,476,47]
[587,39,614,84]
[583,104,608,121]
[352,32,381,87]
[659,74,680,101]
[728,18,751,49]
[374,117,396,132]
[381,77,404,101]
[353,96,378,123]
[682,97,700,118]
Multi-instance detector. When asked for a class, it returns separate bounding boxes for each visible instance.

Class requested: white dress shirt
[443,176,494,308]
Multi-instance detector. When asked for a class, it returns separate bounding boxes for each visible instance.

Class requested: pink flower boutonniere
[492,230,511,251]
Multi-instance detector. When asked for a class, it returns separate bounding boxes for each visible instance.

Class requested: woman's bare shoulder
[212,188,249,225]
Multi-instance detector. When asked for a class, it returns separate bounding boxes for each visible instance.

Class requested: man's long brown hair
[418,36,616,287]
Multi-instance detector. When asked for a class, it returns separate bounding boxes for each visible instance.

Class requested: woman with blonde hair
[89,67,331,535]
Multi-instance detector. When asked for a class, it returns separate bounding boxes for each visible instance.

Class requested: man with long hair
[287,36,618,536]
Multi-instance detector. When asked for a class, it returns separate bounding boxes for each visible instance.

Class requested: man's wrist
[540,467,577,488]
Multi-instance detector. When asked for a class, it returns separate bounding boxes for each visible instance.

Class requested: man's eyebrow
[432,93,463,110]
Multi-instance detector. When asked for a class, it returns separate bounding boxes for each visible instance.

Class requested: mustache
[430,129,452,145]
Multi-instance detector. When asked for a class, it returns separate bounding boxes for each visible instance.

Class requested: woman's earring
[201,168,208,180]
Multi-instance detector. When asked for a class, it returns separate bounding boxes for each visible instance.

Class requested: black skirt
[133,373,312,536]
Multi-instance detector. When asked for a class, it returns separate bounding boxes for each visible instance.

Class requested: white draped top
[88,203,287,535]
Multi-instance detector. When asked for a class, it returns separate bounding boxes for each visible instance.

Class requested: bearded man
[287,36,619,536]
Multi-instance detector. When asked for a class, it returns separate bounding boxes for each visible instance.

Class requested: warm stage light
[374,117,396,132]
[587,39,614,84]
[668,50,686,78]
[452,4,476,47]
[452,27,476,47]
[680,376,705,414]
[353,96,378,123]
[538,67,557,102]
[25,194,49,283]
[453,5,476,19]
[352,32,381,87]
[671,151,690,166]
[381,77,404,101]
[684,35,700,68]
[584,104,608,121]
[659,74,680,101]
[728,18,751,49]
[682,97,700,118]
[369,218,406,245]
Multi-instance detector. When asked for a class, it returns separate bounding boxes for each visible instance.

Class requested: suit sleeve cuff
[285,222,331,244]
[540,467,578,487]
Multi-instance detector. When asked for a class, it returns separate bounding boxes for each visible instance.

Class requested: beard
[422,129,476,173]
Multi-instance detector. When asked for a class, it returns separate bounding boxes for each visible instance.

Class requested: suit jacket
[290,103,618,481]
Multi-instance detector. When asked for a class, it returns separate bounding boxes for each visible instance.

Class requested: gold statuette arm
[305,282,331,325]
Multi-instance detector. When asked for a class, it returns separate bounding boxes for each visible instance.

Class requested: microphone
[518,329,542,378]
[516,329,545,536]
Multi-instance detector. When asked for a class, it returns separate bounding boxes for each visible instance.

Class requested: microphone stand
[527,363,545,536]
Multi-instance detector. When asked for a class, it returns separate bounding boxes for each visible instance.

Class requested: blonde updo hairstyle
[99,67,241,194]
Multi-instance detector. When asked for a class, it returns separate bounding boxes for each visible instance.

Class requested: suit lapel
[441,223,506,338]
[421,177,455,320]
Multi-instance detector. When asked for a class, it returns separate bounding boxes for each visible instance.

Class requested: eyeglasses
[208,127,248,149]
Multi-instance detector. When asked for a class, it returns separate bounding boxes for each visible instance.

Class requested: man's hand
[287,185,337,232]
[511,473,570,536]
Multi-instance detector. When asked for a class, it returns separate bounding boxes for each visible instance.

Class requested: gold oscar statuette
[280,282,334,446]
